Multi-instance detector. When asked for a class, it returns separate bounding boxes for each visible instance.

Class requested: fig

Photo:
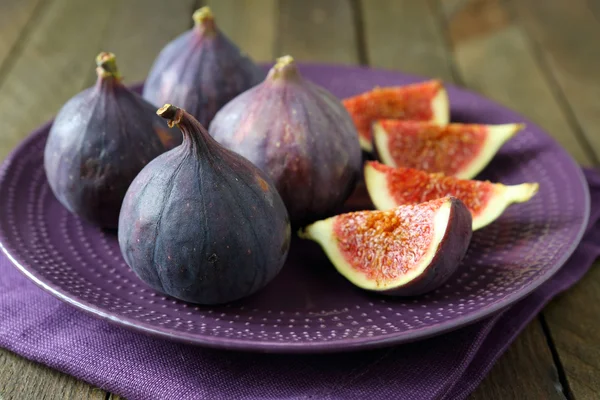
[43,52,181,228]
[142,6,264,128]
[342,80,449,151]
[299,197,472,296]
[118,104,291,305]
[373,120,523,179]
[364,161,539,230]
[209,55,362,224]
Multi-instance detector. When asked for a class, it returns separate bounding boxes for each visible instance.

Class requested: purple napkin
[1,169,599,400]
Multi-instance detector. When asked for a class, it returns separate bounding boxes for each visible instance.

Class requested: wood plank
[356,1,569,398]
[0,0,117,161]
[468,322,566,400]
[503,1,600,397]
[511,0,600,163]
[443,0,593,166]
[360,0,455,81]
[443,1,599,398]
[206,0,278,63]
[277,0,359,63]
[542,266,600,399]
[0,348,105,399]
[0,0,192,398]
[88,0,197,85]
[0,0,44,68]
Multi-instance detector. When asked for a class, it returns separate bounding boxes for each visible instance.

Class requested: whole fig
[118,104,291,305]
[44,52,181,228]
[209,55,362,224]
[142,6,264,128]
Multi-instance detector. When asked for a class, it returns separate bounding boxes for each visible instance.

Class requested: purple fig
[142,6,264,128]
[44,52,181,228]
[118,104,291,305]
[209,55,362,224]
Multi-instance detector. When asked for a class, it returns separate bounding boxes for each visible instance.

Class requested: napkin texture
[1,169,599,400]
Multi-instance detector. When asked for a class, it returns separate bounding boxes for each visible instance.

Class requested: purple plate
[0,65,590,353]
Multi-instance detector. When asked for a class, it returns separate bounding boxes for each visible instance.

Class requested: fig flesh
[43,52,181,228]
[342,80,449,152]
[373,120,523,179]
[143,6,264,128]
[299,197,472,296]
[209,55,362,224]
[118,104,291,305]
[365,161,539,230]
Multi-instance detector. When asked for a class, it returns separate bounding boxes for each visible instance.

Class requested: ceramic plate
[0,65,590,353]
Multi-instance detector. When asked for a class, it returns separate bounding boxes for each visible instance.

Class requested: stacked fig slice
[300,80,540,297]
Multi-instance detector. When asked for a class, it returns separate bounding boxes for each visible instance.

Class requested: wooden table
[0,0,598,398]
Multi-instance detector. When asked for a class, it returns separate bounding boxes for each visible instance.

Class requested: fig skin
[381,198,473,296]
[118,104,291,305]
[142,7,264,128]
[43,52,181,229]
[209,55,362,224]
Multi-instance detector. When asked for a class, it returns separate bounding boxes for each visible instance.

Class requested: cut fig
[364,161,539,231]
[373,120,523,179]
[342,80,449,152]
[299,197,472,296]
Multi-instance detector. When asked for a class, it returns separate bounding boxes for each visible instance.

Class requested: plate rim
[0,64,591,353]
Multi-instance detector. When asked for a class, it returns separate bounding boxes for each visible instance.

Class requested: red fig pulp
[364,161,539,230]
[342,80,449,152]
[209,55,362,224]
[373,120,523,179]
[44,52,181,228]
[299,197,472,296]
[118,105,291,305]
[143,6,264,128]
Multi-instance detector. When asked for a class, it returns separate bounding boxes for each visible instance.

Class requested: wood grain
[512,0,600,163]
[442,0,593,166]
[277,0,359,63]
[0,349,105,399]
[0,0,45,68]
[88,0,196,85]
[358,1,568,398]
[360,0,455,81]
[0,0,192,398]
[468,322,567,400]
[206,0,278,63]
[0,0,117,161]
[542,266,600,399]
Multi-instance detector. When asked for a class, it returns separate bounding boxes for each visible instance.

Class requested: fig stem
[157,104,184,128]
[193,6,216,33]
[95,52,121,79]
[268,55,300,81]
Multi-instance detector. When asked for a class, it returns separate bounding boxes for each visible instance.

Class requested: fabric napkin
[1,169,599,400]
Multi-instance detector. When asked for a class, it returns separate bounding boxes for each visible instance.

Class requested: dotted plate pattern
[0,65,590,353]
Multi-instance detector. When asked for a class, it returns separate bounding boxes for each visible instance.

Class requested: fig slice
[342,80,449,151]
[373,120,523,179]
[364,161,539,231]
[299,197,472,296]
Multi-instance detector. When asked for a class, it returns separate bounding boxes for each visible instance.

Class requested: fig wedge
[299,197,472,296]
[365,161,539,230]
[373,120,523,179]
[343,80,449,151]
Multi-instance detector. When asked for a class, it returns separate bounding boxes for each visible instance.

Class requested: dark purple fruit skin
[142,26,264,128]
[378,197,473,296]
[208,62,362,225]
[44,78,181,229]
[118,109,291,305]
